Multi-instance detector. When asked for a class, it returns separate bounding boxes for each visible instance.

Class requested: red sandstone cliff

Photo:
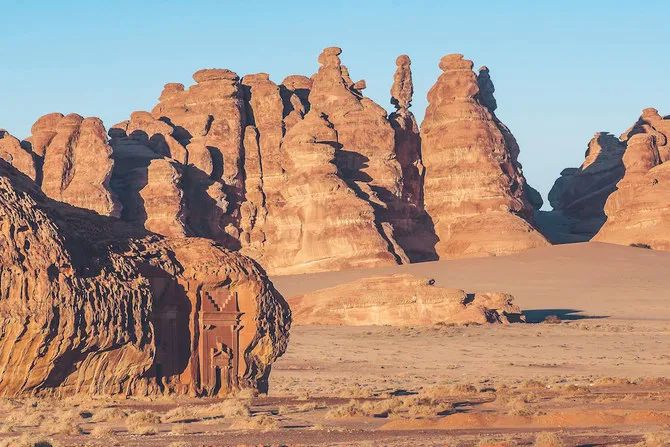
[0,159,290,397]
[2,48,557,275]
[420,54,548,258]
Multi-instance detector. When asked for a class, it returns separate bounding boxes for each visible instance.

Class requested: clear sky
[2,0,668,205]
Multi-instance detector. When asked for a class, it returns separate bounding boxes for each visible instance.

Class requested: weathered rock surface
[546,133,626,240]
[420,54,548,258]
[151,69,246,247]
[2,48,552,275]
[252,111,400,274]
[109,111,189,237]
[309,47,408,263]
[593,133,670,249]
[5,113,121,217]
[288,274,524,326]
[388,55,437,262]
[546,108,670,248]
[0,160,290,397]
[0,129,37,181]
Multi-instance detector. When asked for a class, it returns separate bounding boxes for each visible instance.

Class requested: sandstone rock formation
[309,47,408,263]
[547,108,670,248]
[388,55,438,261]
[0,160,290,397]
[151,69,246,247]
[3,113,121,217]
[288,274,524,326]
[108,111,189,238]
[547,133,626,240]
[0,129,37,181]
[593,132,670,249]
[252,111,400,274]
[421,54,548,258]
[1,48,551,276]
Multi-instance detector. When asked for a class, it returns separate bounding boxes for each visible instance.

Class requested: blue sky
[1,0,668,204]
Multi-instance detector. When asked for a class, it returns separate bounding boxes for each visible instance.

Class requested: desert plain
[0,242,667,447]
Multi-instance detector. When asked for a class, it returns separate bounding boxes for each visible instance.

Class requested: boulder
[288,273,523,326]
[0,160,290,397]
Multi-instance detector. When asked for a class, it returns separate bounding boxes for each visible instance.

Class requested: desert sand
[1,242,667,446]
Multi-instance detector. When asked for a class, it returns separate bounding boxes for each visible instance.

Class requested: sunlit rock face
[420,54,548,258]
[0,159,290,397]
[1,48,553,275]
[548,108,670,249]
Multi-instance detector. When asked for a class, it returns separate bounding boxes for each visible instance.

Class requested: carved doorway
[198,289,244,395]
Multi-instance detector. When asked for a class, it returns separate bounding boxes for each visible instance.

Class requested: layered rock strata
[2,48,553,274]
[420,54,548,257]
[0,160,290,397]
[547,108,670,248]
[288,274,524,326]
[388,55,438,261]
[4,113,120,217]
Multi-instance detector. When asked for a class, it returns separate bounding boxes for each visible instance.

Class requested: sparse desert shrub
[167,442,193,447]
[90,425,114,438]
[196,399,251,419]
[560,384,591,396]
[126,410,161,426]
[507,398,539,417]
[278,401,326,414]
[326,396,451,419]
[630,243,652,249]
[39,412,84,436]
[126,410,160,435]
[638,432,670,447]
[91,407,128,422]
[0,434,59,447]
[162,399,251,423]
[420,383,477,400]
[229,414,279,431]
[535,431,564,447]
[477,438,513,447]
[129,424,158,435]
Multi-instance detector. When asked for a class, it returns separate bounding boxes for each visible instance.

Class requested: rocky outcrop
[0,129,37,181]
[288,274,524,326]
[0,160,290,397]
[546,133,625,240]
[621,108,670,162]
[253,111,400,274]
[546,108,670,248]
[309,47,408,263]
[6,113,120,217]
[2,48,553,275]
[593,133,670,249]
[109,111,188,237]
[388,55,437,261]
[420,54,548,258]
[151,69,246,247]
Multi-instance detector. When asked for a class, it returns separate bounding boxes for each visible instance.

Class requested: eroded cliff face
[547,108,670,248]
[3,48,555,275]
[0,160,290,397]
[420,54,548,258]
[593,132,670,249]
[4,113,120,217]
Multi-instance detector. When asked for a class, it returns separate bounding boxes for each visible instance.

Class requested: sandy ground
[2,242,669,446]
